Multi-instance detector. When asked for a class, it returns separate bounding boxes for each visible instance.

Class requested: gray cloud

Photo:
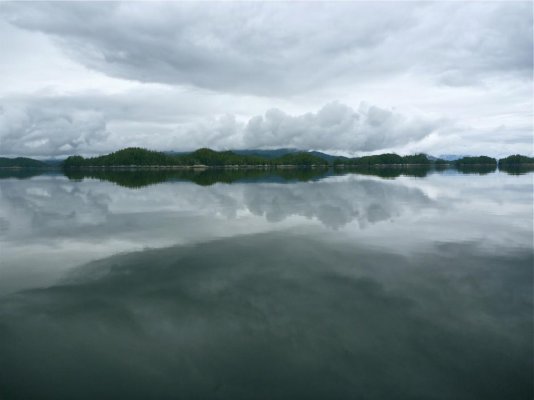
[0,93,444,156]
[2,2,531,95]
[0,231,531,399]
[0,100,110,156]
[243,102,443,152]
[0,2,531,157]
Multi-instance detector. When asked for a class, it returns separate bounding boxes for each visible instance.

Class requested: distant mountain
[232,148,300,159]
[166,148,338,163]
[165,148,301,159]
[333,153,431,166]
[41,159,65,166]
[438,154,464,161]
[308,151,340,164]
[166,148,342,165]
[163,151,194,156]
[0,157,47,168]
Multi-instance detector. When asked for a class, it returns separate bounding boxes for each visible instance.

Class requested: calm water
[0,168,532,399]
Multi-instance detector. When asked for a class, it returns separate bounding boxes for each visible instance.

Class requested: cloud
[1,90,529,158]
[2,2,531,96]
[0,93,443,156]
[0,2,531,157]
[0,100,110,156]
[243,102,442,152]
[0,231,531,399]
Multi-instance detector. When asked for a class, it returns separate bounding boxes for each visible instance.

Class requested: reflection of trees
[455,164,497,175]
[0,169,54,180]
[499,165,534,175]
[62,167,438,187]
[3,164,525,189]
[64,168,331,188]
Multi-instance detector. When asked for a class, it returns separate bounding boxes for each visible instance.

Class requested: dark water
[0,169,532,399]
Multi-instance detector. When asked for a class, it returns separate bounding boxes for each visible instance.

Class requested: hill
[0,157,47,168]
[63,147,328,168]
[498,154,534,166]
[454,156,497,166]
[333,153,431,166]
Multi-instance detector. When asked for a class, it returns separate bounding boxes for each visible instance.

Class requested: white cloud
[0,95,445,156]
[242,102,443,153]
[0,100,109,156]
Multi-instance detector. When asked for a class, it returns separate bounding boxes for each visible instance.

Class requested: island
[63,148,329,168]
[1,149,533,176]
[333,153,431,167]
[498,154,534,174]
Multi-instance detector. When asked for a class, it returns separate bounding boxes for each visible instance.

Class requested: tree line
[63,147,329,167]
[1,149,533,169]
[333,153,432,166]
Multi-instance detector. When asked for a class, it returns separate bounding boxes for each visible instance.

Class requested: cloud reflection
[0,232,531,399]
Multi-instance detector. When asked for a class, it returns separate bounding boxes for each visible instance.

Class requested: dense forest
[2,149,533,171]
[333,153,431,166]
[64,168,331,188]
[454,156,497,166]
[498,155,534,166]
[62,147,329,168]
[498,155,534,174]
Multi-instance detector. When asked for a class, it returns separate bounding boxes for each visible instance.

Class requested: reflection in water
[0,172,438,254]
[499,164,534,175]
[0,169,58,180]
[334,165,433,179]
[0,171,532,291]
[0,170,532,399]
[64,166,439,187]
[64,168,332,188]
[0,233,532,399]
[0,165,529,188]
[454,164,497,175]
[241,179,434,228]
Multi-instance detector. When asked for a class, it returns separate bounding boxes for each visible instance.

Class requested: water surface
[0,169,532,399]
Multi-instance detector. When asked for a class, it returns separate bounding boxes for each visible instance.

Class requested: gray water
[0,169,532,399]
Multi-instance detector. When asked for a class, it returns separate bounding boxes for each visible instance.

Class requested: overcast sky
[0,1,532,158]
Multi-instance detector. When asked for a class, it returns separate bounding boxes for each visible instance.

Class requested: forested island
[498,154,534,167]
[1,148,533,172]
[333,154,502,167]
[63,148,329,168]
[497,154,534,174]
[59,148,523,169]
[333,153,431,166]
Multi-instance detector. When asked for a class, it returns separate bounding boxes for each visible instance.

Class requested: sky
[0,1,532,158]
